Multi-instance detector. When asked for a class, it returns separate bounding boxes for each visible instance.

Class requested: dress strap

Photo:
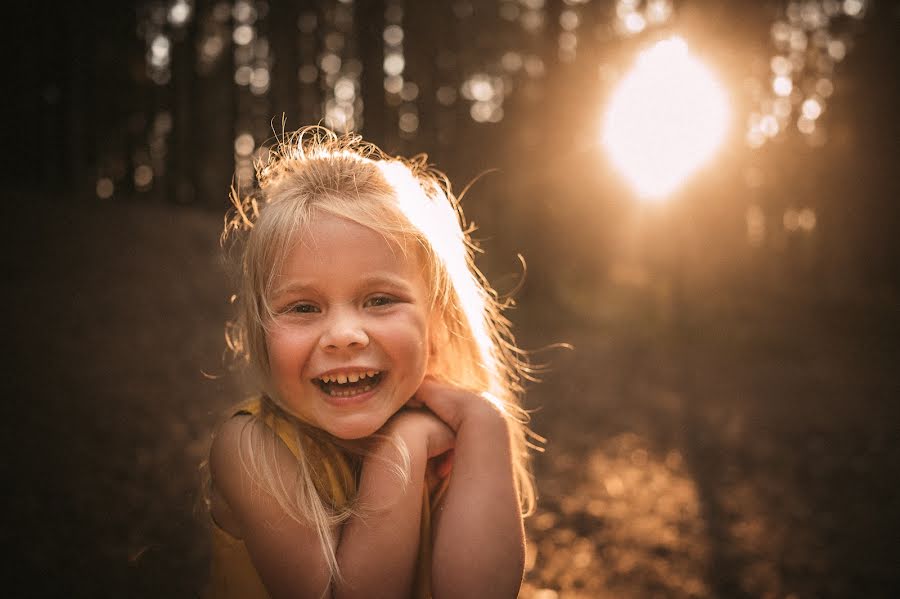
[230,397,358,507]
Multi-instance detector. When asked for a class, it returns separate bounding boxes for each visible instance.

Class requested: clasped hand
[385,377,505,493]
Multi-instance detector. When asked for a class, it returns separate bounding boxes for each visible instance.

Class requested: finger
[414,376,449,400]
[413,378,456,410]
[414,378,466,431]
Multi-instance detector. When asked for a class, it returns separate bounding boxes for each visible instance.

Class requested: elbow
[510,538,527,596]
[501,527,527,597]
[515,541,527,582]
[504,519,527,594]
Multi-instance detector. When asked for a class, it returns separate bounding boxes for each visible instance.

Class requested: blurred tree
[6,0,898,295]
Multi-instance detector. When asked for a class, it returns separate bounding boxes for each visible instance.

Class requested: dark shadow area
[4,198,238,597]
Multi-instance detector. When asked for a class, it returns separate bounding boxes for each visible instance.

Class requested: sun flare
[601,36,730,200]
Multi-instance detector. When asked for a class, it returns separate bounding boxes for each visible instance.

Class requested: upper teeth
[318,370,379,384]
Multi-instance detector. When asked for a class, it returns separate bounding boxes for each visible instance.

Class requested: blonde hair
[215,126,537,583]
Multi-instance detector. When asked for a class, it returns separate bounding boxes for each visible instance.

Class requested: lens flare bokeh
[601,36,731,200]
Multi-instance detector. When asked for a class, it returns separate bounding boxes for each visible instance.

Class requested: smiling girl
[203,127,537,598]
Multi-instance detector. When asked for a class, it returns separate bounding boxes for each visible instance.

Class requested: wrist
[459,400,508,436]
[384,414,429,461]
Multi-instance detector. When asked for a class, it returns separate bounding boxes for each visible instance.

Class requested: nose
[319,307,369,351]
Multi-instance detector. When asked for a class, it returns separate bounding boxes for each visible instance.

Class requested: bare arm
[210,415,333,598]
[209,410,452,599]
[416,380,526,599]
[334,413,434,599]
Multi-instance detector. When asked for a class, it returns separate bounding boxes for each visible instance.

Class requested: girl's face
[265,211,432,439]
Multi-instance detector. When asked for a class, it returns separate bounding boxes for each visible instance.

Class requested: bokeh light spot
[168,0,191,26]
[624,12,646,34]
[233,24,254,46]
[234,133,255,157]
[334,77,356,102]
[784,209,800,231]
[843,0,865,18]
[383,53,405,76]
[815,78,835,98]
[797,116,816,135]
[760,114,779,137]
[801,98,823,120]
[383,24,403,46]
[398,111,419,133]
[436,85,457,106]
[96,178,114,200]
[383,75,403,94]
[134,165,153,188]
[799,208,817,231]
[827,39,847,61]
[320,53,341,75]
[770,55,791,76]
[773,75,793,96]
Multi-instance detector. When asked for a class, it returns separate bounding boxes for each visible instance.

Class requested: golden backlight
[601,37,730,200]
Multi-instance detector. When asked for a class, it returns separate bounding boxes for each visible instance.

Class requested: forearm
[334,434,427,599]
[431,410,525,598]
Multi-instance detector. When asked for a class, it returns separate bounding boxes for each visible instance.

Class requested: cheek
[424,315,444,374]
[376,315,430,372]
[265,326,316,376]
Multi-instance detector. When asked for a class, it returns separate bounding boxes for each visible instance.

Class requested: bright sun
[601,36,730,200]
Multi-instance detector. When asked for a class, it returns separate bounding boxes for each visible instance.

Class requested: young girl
[204,126,536,598]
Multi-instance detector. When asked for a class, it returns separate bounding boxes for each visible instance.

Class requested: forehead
[278,212,421,279]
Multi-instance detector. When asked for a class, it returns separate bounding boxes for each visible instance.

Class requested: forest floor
[5,198,899,598]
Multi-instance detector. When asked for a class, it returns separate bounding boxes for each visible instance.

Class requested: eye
[288,302,320,314]
[365,295,396,308]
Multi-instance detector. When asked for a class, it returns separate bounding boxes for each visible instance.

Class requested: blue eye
[365,295,395,308]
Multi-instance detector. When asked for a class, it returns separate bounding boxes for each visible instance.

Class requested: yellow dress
[205,398,444,599]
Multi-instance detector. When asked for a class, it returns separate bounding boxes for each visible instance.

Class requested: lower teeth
[328,383,374,397]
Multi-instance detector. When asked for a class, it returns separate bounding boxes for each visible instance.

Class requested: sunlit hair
[215,125,537,584]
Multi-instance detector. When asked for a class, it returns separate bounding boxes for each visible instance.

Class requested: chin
[324,414,390,440]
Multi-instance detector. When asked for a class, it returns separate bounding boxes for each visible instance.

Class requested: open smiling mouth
[313,370,385,398]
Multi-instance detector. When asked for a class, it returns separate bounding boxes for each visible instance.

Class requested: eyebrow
[270,272,415,299]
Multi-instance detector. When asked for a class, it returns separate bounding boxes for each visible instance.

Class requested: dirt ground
[5,198,898,598]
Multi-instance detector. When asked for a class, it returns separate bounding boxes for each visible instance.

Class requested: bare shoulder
[209,414,334,598]
[209,413,304,519]
[208,415,262,536]
[209,414,263,484]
